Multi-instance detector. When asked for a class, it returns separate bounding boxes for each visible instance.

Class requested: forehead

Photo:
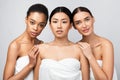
[28,12,46,21]
[74,11,91,20]
[52,12,69,20]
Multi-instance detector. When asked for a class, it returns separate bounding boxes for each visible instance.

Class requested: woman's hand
[28,45,39,68]
[77,42,93,60]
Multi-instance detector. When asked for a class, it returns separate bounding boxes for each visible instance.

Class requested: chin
[55,35,64,38]
[83,33,91,36]
[31,35,37,38]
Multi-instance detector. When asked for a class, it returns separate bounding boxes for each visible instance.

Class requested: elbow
[100,78,108,80]
[95,76,109,80]
[3,78,8,80]
[3,76,7,80]
[3,76,13,80]
[3,77,10,80]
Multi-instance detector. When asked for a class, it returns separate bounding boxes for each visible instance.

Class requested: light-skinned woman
[72,6,118,80]
[34,6,89,80]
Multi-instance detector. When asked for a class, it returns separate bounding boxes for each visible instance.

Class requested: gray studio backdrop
[0,0,120,79]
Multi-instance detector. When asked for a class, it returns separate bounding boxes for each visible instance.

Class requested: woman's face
[50,12,71,38]
[73,11,94,36]
[25,12,46,38]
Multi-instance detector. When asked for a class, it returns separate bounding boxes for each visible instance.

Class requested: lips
[31,32,38,36]
[82,28,89,33]
[56,30,63,34]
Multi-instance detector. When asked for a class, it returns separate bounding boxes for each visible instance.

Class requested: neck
[81,33,101,48]
[21,32,36,44]
[82,33,98,43]
[51,37,71,46]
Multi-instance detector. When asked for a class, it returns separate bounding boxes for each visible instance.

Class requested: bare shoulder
[100,37,113,47]
[9,35,26,49]
[72,43,86,60]
[37,43,49,50]
[73,43,83,53]
[37,43,49,58]
[6,38,21,60]
[100,37,114,56]
[8,39,20,51]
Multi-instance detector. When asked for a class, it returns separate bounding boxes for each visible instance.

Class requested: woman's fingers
[28,45,39,66]
[77,42,90,49]
[28,45,39,58]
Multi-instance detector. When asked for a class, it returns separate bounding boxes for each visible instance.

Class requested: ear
[25,17,28,24]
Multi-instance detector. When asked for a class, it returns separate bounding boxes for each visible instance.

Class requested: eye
[75,21,81,25]
[30,21,35,25]
[62,20,67,23]
[85,17,90,21]
[39,23,46,28]
[52,20,57,23]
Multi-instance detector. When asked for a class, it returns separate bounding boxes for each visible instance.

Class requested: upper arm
[102,40,114,79]
[3,42,19,80]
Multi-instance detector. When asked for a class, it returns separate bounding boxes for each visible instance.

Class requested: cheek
[76,25,82,31]
[64,24,71,29]
[26,25,31,31]
[89,23,94,30]
[78,29,82,34]
[50,25,56,31]
[75,26,83,33]
[27,21,31,27]
[27,24,32,29]
[90,26,94,33]
[38,27,44,32]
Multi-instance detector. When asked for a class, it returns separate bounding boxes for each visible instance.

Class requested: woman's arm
[80,49,90,80]
[78,41,114,80]
[3,42,39,80]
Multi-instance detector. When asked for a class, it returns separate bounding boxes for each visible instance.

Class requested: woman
[72,6,118,80]
[34,6,89,80]
[3,3,48,80]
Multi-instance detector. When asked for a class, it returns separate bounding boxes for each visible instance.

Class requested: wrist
[27,63,34,69]
[87,55,94,61]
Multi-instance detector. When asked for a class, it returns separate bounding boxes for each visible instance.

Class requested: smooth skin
[3,12,47,80]
[34,12,89,80]
[73,10,114,80]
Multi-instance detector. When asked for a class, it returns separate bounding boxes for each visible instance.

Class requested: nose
[33,25,38,31]
[57,22,62,29]
[82,22,87,28]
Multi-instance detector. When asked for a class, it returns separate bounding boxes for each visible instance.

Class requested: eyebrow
[29,18,35,21]
[52,18,68,20]
[74,20,80,23]
[74,16,90,22]
[29,18,46,23]
[85,16,90,19]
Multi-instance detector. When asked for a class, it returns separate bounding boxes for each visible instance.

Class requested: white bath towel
[39,58,82,80]
[15,56,33,80]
